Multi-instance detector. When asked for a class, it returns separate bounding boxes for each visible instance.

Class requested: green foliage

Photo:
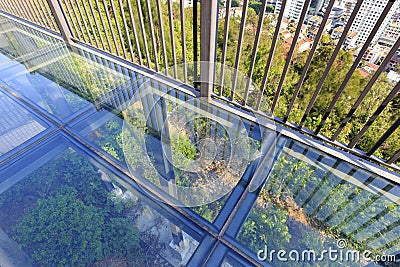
[103,217,140,257]
[14,189,105,267]
[249,1,262,15]
[266,5,274,13]
[231,0,240,7]
[238,197,291,252]
[0,149,142,266]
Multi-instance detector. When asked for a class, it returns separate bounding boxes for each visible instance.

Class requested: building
[378,23,400,47]
[310,0,329,15]
[331,26,358,49]
[275,0,311,21]
[329,6,345,26]
[387,53,400,71]
[363,42,391,64]
[345,0,400,45]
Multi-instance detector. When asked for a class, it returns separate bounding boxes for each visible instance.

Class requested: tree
[266,5,274,13]
[249,1,262,15]
[13,189,105,266]
[13,186,142,266]
[103,217,140,258]
[231,0,240,7]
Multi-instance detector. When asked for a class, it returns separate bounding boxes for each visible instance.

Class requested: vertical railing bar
[46,0,73,43]
[243,0,267,106]
[375,235,400,252]
[109,0,127,58]
[67,0,87,42]
[179,0,187,81]
[136,0,151,68]
[117,0,134,61]
[74,0,94,45]
[95,0,112,51]
[284,0,335,121]
[320,181,394,230]
[278,148,309,193]
[2,0,13,16]
[11,1,32,21]
[0,2,5,13]
[59,0,79,37]
[98,56,116,99]
[82,0,99,47]
[387,149,400,165]
[255,0,288,110]
[270,0,311,114]
[310,172,353,217]
[36,0,52,29]
[322,175,375,223]
[30,0,46,28]
[298,0,364,127]
[193,0,198,85]
[300,160,341,208]
[348,81,400,148]
[167,0,177,78]
[292,155,324,200]
[14,0,30,22]
[87,52,109,99]
[266,141,295,192]
[3,0,17,18]
[19,0,36,24]
[39,0,55,30]
[367,117,400,156]
[29,0,45,27]
[127,0,143,65]
[43,0,60,31]
[330,36,400,140]
[230,0,248,101]
[218,0,231,96]
[101,0,120,56]
[88,0,105,50]
[145,0,159,71]
[55,52,78,91]
[353,208,399,243]
[156,0,168,75]
[28,1,42,25]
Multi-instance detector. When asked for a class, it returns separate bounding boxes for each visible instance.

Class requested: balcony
[0,0,399,266]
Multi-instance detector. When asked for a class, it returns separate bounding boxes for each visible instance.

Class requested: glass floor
[0,16,399,267]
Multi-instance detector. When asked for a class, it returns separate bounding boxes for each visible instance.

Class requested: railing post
[200,0,218,99]
[46,0,73,44]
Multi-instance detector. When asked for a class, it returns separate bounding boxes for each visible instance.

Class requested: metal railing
[0,0,59,32]
[0,0,398,172]
[0,16,399,264]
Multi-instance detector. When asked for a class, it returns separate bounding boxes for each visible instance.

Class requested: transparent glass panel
[235,138,399,267]
[0,90,48,157]
[0,138,200,266]
[72,80,242,223]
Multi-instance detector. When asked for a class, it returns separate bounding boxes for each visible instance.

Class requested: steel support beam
[46,0,72,44]
[200,0,218,99]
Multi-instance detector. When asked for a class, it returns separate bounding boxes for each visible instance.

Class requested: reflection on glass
[236,139,399,266]
[0,91,47,156]
[74,81,242,222]
[0,17,60,62]
[0,26,131,120]
[0,146,199,266]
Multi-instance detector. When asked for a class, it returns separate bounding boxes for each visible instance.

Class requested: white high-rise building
[274,0,311,21]
[345,0,400,45]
